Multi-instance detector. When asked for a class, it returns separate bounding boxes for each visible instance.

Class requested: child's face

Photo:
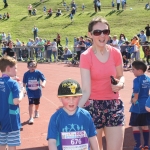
[60,96,81,115]
[7,64,17,77]
[28,62,37,72]
[132,67,143,77]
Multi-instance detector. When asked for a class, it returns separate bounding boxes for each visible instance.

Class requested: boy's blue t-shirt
[0,77,21,132]
[129,75,150,113]
[47,107,97,150]
[23,70,46,98]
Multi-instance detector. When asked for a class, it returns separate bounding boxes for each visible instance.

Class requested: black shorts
[129,112,150,126]
[28,98,40,105]
[84,99,125,129]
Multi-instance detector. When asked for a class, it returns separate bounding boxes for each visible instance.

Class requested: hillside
[0,0,149,46]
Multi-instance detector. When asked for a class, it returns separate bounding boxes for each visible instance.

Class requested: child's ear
[88,32,92,39]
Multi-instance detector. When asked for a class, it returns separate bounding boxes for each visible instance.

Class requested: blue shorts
[84,99,125,129]
[129,112,150,126]
[28,98,40,105]
[0,130,21,146]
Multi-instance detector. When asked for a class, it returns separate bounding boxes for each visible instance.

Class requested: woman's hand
[111,78,124,93]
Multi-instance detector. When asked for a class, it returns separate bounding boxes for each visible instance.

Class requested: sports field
[14,62,150,150]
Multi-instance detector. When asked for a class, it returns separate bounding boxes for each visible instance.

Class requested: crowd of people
[0,12,9,20]
[1,16,150,150]
[0,23,150,67]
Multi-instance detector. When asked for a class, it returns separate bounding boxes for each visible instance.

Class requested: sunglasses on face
[28,64,36,67]
[91,29,110,36]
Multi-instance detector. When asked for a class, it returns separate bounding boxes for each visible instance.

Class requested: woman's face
[88,22,109,48]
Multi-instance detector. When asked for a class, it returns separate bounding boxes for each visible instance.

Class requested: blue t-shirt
[129,75,150,113]
[0,77,21,132]
[23,70,46,98]
[47,107,97,150]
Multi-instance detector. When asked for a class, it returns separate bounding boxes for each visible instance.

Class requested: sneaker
[35,111,39,118]
[133,147,142,150]
[128,65,132,69]
[143,146,150,150]
[28,118,34,124]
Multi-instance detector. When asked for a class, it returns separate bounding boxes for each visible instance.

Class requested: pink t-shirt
[79,45,122,100]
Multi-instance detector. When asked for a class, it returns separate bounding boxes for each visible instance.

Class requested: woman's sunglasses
[91,29,110,36]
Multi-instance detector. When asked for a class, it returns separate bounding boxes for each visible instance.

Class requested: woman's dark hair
[88,16,110,32]
[132,60,147,72]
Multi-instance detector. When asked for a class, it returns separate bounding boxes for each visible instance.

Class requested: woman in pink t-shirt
[79,17,125,150]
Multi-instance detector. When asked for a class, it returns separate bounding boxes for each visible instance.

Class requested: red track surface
[12,62,149,150]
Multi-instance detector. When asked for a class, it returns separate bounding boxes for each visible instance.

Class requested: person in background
[47,79,100,150]
[28,4,32,16]
[23,60,46,124]
[32,26,38,40]
[0,56,24,150]
[145,24,150,42]
[79,16,125,150]
[129,60,150,150]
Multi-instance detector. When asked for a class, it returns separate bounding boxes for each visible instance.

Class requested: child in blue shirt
[23,60,46,124]
[0,56,24,150]
[47,79,99,150]
[129,60,150,150]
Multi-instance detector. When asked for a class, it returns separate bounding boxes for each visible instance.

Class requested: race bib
[61,130,89,150]
[28,80,39,90]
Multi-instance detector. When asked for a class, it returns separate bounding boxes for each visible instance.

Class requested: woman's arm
[89,136,100,150]
[78,68,91,107]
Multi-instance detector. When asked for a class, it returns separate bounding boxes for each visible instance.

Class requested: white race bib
[28,80,39,90]
[61,130,89,150]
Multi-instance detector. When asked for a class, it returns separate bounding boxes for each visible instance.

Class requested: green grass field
[0,0,149,48]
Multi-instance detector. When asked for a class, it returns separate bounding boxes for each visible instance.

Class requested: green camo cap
[58,79,82,97]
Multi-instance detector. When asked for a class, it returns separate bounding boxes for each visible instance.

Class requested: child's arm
[48,139,57,150]
[41,80,46,88]
[13,89,24,105]
[131,93,139,105]
[89,136,100,150]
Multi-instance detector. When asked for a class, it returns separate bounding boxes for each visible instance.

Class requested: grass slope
[0,0,149,47]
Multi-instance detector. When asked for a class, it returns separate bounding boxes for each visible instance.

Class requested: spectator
[96,0,101,11]
[145,24,150,42]
[6,33,11,42]
[71,1,77,10]
[28,4,32,16]
[0,14,2,19]
[6,12,9,19]
[74,37,80,60]
[78,36,86,54]
[62,46,72,62]
[110,35,119,50]
[71,7,76,15]
[65,37,68,46]
[56,9,62,17]
[43,6,46,15]
[46,40,52,62]
[145,2,150,10]
[112,0,115,10]
[121,0,125,10]
[51,39,57,62]
[82,3,85,11]
[2,32,6,42]
[56,33,62,47]
[3,13,6,19]
[32,26,38,40]
[47,8,53,17]
[93,0,98,12]
[116,0,121,10]
[3,0,8,8]
[139,30,147,44]
[32,8,37,15]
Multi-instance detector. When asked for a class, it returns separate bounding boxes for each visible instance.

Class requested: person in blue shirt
[0,56,24,150]
[129,60,150,150]
[23,60,46,124]
[47,79,99,150]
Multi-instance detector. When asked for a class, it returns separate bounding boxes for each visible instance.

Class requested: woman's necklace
[93,46,107,55]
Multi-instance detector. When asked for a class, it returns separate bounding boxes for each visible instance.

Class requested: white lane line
[42,96,58,107]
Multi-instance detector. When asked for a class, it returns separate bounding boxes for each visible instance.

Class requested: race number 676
[71,139,81,145]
